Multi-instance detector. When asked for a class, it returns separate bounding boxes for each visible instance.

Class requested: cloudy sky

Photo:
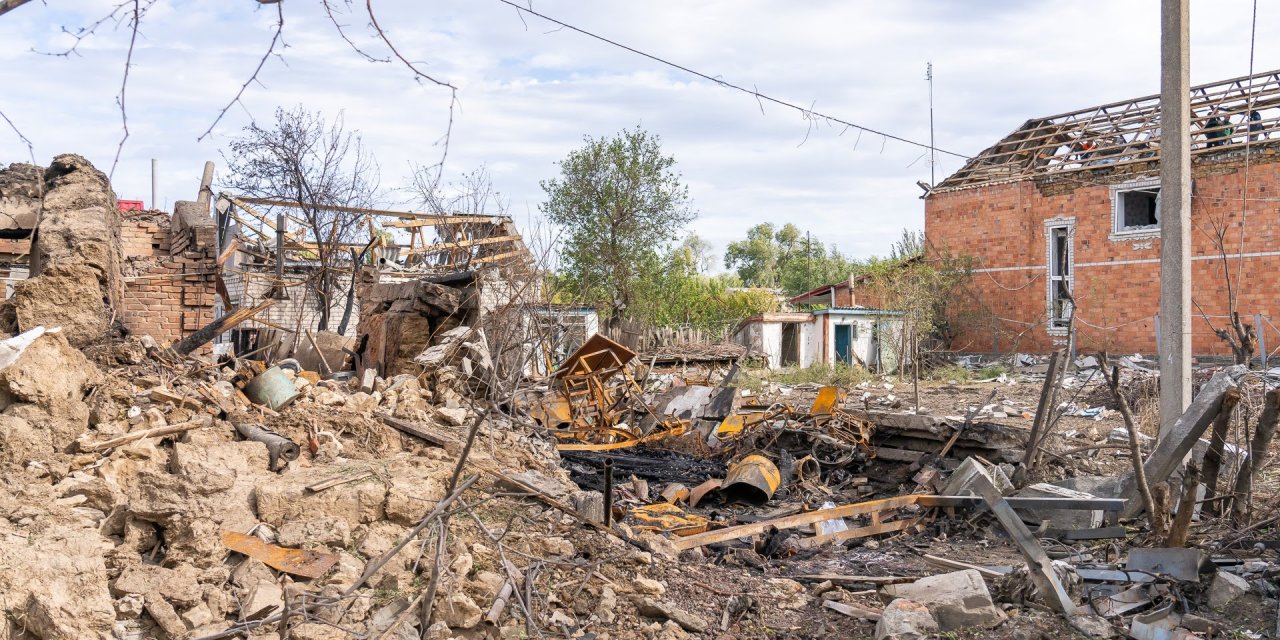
[1,1,1275,269]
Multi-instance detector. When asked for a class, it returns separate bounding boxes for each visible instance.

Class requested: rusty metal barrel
[721,454,781,505]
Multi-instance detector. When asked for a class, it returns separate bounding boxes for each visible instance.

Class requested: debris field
[1,155,1279,640]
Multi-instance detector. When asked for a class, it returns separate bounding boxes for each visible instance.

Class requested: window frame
[1044,217,1075,337]
[1109,177,1162,240]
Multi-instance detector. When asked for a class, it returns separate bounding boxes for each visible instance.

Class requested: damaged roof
[935,68,1280,192]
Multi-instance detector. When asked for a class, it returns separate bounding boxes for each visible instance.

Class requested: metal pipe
[602,457,614,527]
[150,158,157,211]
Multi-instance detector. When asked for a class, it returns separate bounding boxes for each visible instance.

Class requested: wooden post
[1200,388,1240,511]
[1122,365,1245,518]
[169,298,276,357]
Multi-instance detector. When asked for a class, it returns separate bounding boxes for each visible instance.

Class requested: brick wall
[119,212,216,345]
[926,147,1280,356]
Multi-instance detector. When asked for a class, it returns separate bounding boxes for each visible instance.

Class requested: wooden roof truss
[937,68,1280,191]
[218,195,534,275]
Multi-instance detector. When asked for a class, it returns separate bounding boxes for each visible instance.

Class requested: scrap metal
[221,530,339,579]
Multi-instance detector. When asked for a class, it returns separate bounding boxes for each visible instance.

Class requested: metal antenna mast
[927,62,936,186]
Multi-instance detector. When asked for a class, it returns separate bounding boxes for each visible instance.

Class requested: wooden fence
[614,319,736,352]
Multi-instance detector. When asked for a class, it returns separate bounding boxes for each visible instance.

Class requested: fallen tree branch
[83,416,212,452]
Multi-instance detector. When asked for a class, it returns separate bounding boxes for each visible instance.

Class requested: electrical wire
[495,0,970,160]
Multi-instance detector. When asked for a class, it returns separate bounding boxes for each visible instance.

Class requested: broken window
[1112,181,1160,235]
[1048,224,1073,331]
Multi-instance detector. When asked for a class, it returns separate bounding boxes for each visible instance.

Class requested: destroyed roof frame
[935,68,1280,192]
[217,194,535,273]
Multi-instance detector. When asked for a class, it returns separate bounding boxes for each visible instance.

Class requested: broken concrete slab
[1015,483,1105,530]
[1126,548,1208,583]
[1206,569,1249,608]
[942,456,1013,497]
[874,599,938,640]
[1122,366,1247,518]
[634,597,709,633]
[880,570,1005,631]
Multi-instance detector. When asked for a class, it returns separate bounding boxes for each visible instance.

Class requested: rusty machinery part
[720,454,782,506]
[794,455,822,483]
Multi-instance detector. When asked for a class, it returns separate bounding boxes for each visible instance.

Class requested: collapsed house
[927,68,1280,355]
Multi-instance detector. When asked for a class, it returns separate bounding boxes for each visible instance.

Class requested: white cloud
[1,0,1276,270]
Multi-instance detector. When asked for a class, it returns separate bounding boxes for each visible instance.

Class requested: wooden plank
[922,554,1006,579]
[469,248,528,265]
[379,415,460,450]
[873,447,925,462]
[237,196,501,223]
[670,495,920,551]
[790,574,916,585]
[800,518,916,548]
[823,600,882,621]
[917,495,1127,512]
[84,416,213,452]
[306,469,376,493]
[150,387,205,411]
[405,234,519,254]
[170,298,277,357]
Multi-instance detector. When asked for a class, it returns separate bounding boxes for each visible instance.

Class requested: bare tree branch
[0,0,37,18]
[32,0,134,58]
[109,0,142,180]
[0,107,35,165]
[364,0,457,181]
[320,0,388,63]
[198,1,285,142]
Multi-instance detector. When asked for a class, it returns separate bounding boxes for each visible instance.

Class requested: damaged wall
[1,154,124,347]
[119,211,217,346]
[355,273,477,376]
[926,148,1280,355]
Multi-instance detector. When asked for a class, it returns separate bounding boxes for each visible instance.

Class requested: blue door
[834,324,852,364]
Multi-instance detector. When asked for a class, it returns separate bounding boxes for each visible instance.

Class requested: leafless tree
[222,106,381,333]
[1196,213,1257,365]
[410,163,510,218]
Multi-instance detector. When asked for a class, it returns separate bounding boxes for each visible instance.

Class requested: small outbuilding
[733,307,902,371]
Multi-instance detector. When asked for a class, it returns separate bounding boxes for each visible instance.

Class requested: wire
[495,0,970,160]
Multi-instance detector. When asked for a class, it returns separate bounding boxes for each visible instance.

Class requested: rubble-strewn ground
[3,316,1279,640]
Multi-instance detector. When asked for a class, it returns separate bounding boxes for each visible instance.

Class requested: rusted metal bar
[602,457,614,528]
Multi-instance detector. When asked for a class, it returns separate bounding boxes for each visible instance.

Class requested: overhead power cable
[496,0,971,160]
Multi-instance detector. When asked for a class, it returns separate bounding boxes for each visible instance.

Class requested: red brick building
[926,69,1280,356]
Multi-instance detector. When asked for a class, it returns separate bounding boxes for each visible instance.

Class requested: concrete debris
[1207,569,1250,609]
[874,599,939,640]
[880,570,1006,630]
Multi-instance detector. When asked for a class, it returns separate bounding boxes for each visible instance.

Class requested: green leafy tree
[630,242,780,331]
[779,241,856,296]
[541,127,694,329]
[724,222,802,287]
[725,223,856,295]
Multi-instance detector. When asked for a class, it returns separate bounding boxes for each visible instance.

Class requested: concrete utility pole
[1158,0,1192,437]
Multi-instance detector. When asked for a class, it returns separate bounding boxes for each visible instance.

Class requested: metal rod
[150,158,157,211]
[602,457,614,527]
